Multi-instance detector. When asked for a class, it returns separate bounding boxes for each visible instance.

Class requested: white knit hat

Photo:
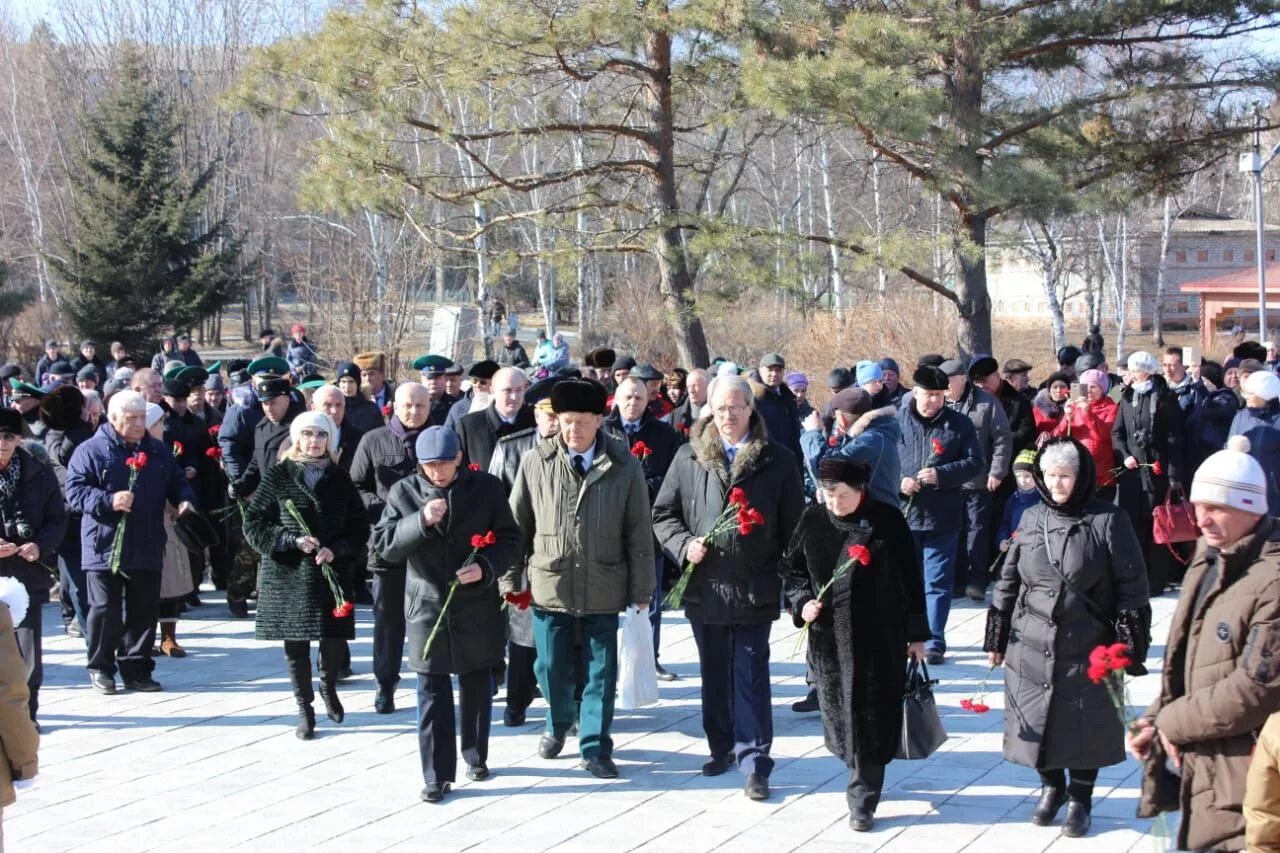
[289,411,336,445]
[144,402,165,430]
[1191,436,1268,513]
[1127,351,1158,375]
[1244,369,1280,402]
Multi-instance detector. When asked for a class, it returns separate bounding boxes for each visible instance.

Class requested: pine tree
[48,46,241,355]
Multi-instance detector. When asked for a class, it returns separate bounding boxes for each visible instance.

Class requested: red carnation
[208,424,220,436]
[381,404,392,417]
[172,441,184,457]
[205,446,223,460]
[468,463,481,471]
[828,435,839,447]
[125,452,148,470]
[1151,460,1163,476]
[332,600,354,618]
[930,438,944,456]
[728,487,747,506]
[970,702,990,714]
[960,698,973,711]
[847,544,872,566]
[470,533,486,548]
[737,521,753,536]
[484,530,497,545]
[630,440,652,460]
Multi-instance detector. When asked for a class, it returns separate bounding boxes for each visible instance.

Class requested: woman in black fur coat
[782,457,929,833]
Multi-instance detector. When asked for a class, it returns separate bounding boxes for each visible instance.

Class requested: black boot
[1062,800,1091,837]
[1031,786,1067,826]
[319,679,345,724]
[285,643,316,740]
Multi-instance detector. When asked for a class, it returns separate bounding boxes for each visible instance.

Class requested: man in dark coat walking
[349,382,434,714]
[455,367,532,472]
[65,390,196,694]
[372,427,522,802]
[653,374,805,801]
[896,365,984,664]
[41,386,94,637]
[605,377,681,679]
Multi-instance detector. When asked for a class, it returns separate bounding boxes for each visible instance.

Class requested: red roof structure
[1179,263,1280,352]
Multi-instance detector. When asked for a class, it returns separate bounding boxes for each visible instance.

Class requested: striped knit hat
[1012,449,1037,474]
[1191,436,1267,514]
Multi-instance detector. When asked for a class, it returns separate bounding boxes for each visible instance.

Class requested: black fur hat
[37,385,84,432]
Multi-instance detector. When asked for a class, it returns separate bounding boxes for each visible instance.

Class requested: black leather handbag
[896,659,948,760]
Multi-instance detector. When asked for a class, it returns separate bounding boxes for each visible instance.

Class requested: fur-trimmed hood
[846,405,899,440]
[690,409,769,484]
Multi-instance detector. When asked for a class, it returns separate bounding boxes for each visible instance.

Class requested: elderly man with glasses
[653,374,804,801]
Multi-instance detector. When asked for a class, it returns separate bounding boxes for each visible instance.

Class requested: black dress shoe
[337,666,354,681]
[539,733,565,759]
[1061,800,1091,837]
[791,688,819,713]
[227,599,250,618]
[466,764,490,781]
[744,773,770,800]
[420,782,450,803]
[580,755,618,779]
[849,807,874,832]
[701,754,735,777]
[89,671,117,695]
[503,708,526,727]
[123,677,163,693]
[185,592,203,607]
[374,690,395,715]
[925,650,945,666]
[655,664,678,682]
[1031,787,1067,826]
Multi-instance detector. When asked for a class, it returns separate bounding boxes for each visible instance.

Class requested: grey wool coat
[984,438,1151,770]
[372,468,521,676]
[243,460,369,642]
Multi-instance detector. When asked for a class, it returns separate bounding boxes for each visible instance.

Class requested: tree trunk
[1152,195,1173,347]
[643,20,709,368]
[819,136,844,317]
[955,212,993,357]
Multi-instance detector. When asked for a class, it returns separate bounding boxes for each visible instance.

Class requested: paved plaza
[10,588,1178,852]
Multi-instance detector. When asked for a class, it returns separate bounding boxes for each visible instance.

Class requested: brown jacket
[1246,713,1280,852]
[1139,515,1280,852]
[0,601,38,807]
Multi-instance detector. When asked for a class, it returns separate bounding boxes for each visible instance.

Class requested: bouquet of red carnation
[665,487,762,608]
[423,530,496,659]
[108,452,149,577]
[283,499,351,619]
[630,441,652,460]
[962,663,996,713]
[1111,458,1163,479]
[172,441,184,458]
[794,543,871,656]
[905,438,945,513]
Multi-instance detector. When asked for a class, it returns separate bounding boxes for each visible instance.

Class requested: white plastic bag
[617,605,659,709]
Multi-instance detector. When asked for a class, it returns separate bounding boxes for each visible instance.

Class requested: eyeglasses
[712,404,748,417]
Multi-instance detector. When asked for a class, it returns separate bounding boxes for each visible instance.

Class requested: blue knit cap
[855,360,883,386]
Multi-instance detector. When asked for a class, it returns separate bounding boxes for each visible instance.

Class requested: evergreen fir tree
[48,46,241,355]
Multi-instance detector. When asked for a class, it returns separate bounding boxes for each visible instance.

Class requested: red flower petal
[468,463,480,471]
[205,447,222,460]
[1151,460,1163,476]
[470,534,485,548]
[484,530,497,545]
[828,436,838,447]
[1106,642,1129,660]
[737,522,752,536]
[972,702,990,714]
[1088,645,1112,668]
[1087,664,1109,684]
[208,425,220,436]
[959,698,972,710]
[728,487,747,506]
[849,544,872,566]
[931,438,944,456]
[381,404,392,417]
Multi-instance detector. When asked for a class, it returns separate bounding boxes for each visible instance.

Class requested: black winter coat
[604,409,679,502]
[457,404,535,472]
[1185,387,1240,477]
[895,403,984,534]
[985,438,1151,770]
[349,419,420,569]
[783,500,929,766]
[996,380,1037,456]
[652,413,804,625]
[753,382,804,474]
[235,400,306,497]
[372,469,521,675]
[44,419,94,561]
[344,394,383,436]
[1113,376,1185,522]
[243,460,368,641]
[0,448,67,594]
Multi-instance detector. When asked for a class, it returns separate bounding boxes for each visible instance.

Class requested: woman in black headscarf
[984,437,1151,838]
[782,457,928,833]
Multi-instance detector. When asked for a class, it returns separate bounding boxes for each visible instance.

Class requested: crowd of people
[0,324,1277,849]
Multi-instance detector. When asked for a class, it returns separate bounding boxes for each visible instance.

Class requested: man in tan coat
[1130,436,1280,852]
[0,577,39,847]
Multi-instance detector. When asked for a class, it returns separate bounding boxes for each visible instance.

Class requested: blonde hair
[278,433,338,464]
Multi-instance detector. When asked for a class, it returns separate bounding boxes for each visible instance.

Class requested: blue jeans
[914,529,960,654]
[689,617,774,777]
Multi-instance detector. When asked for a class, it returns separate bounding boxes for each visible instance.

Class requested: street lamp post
[1239,109,1280,341]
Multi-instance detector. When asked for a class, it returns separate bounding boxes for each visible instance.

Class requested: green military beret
[247,356,290,377]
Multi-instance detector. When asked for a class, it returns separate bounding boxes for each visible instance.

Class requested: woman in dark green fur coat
[243,412,369,740]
